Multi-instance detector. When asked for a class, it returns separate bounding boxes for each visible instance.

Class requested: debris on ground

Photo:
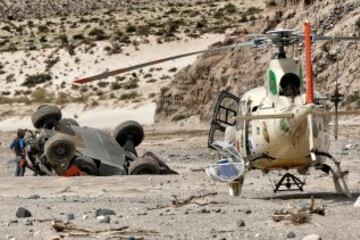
[51,219,158,238]
[302,234,322,240]
[147,192,219,210]
[272,197,325,224]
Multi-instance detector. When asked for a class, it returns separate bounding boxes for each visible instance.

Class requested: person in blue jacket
[10,129,27,176]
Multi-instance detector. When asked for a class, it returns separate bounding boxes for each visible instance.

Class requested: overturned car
[25,105,175,176]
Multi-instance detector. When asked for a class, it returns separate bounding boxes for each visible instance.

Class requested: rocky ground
[0,124,359,240]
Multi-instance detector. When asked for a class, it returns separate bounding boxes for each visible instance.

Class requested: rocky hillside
[0,0,208,20]
[156,0,360,122]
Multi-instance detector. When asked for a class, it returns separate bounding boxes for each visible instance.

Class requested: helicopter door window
[279,73,301,97]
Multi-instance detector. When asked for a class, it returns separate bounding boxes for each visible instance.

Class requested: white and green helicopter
[74,22,360,197]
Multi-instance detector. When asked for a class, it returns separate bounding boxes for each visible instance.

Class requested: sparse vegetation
[31,88,54,103]
[126,25,137,33]
[111,82,122,90]
[5,74,15,83]
[172,114,189,122]
[22,73,52,87]
[168,67,177,73]
[123,78,139,89]
[45,57,60,70]
[89,28,108,41]
[55,92,70,105]
[119,91,140,100]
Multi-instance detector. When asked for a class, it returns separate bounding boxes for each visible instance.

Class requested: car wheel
[44,134,75,168]
[72,156,98,175]
[113,121,144,147]
[128,156,160,175]
[60,118,79,127]
[32,105,62,129]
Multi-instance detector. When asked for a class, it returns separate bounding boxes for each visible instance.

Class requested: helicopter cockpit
[279,73,301,97]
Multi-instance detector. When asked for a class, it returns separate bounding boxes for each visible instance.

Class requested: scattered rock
[67,213,75,220]
[128,237,135,240]
[95,208,116,217]
[96,215,110,224]
[82,214,89,220]
[245,209,252,214]
[302,234,321,240]
[236,219,245,227]
[27,194,40,200]
[287,230,296,238]
[16,207,32,218]
[199,208,210,214]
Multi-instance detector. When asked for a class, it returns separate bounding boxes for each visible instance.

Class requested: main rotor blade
[74,41,253,84]
[313,35,360,41]
[296,34,360,42]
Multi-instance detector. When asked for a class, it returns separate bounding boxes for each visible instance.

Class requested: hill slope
[156,0,360,122]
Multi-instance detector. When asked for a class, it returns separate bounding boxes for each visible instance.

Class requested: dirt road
[0,127,360,240]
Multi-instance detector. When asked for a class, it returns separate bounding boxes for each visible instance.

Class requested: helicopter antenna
[331,43,343,140]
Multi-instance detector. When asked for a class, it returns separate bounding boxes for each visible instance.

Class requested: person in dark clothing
[10,129,27,176]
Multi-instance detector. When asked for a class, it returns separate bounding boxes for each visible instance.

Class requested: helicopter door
[237,100,251,157]
[208,91,239,149]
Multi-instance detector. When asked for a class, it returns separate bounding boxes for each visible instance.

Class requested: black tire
[128,156,160,175]
[113,121,144,147]
[32,105,62,129]
[72,156,98,175]
[60,118,79,127]
[44,134,75,167]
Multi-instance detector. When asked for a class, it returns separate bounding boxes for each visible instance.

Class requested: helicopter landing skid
[273,173,305,193]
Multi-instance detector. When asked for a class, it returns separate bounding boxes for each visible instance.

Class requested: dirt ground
[0,125,359,240]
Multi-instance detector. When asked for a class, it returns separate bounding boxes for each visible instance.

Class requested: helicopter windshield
[279,73,301,97]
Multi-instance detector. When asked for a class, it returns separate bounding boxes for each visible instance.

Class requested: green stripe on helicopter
[269,70,277,95]
[299,66,304,91]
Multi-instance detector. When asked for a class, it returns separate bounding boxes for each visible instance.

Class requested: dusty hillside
[156,0,360,122]
[0,0,265,129]
[0,0,214,20]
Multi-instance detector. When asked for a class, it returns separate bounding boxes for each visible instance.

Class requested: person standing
[10,129,27,176]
